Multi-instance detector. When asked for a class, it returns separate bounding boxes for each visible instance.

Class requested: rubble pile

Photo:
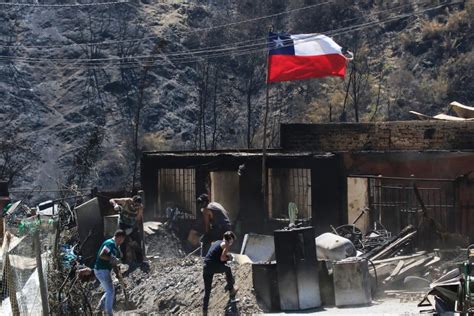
[144,222,186,259]
[360,225,464,292]
[89,224,263,314]
[120,258,260,314]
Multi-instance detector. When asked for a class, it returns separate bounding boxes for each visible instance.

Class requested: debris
[240,233,275,263]
[403,276,430,289]
[334,257,372,307]
[315,232,356,261]
[275,227,321,310]
[145,224,185,258]
[74,198,103,266]
[364,225,417,261]
[186,229,200,247]
[103,215,120,237]
[450,101,474,118]
[143,221,162,236]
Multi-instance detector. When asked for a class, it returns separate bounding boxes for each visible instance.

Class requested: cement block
[240,233,275,263]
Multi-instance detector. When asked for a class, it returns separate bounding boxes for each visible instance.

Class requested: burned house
[141,121,474,241]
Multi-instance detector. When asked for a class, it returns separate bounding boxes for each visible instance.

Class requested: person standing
[202,231,238,314]
[197,193,231,256]
[109,195,144,262]
[94,230,126,316]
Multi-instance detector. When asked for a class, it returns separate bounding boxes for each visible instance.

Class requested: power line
[0,0,445,67]
[0,1,453,66]
[0,1,458,69]
[0,1,336,49]
[0,1,128,8]
[0,0,434,51]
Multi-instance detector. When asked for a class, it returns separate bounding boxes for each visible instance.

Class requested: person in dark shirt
[197,193,232,256]
[202,231,238,314]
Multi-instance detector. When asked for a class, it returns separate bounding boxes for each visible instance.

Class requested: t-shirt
[206,202,231,231]
[94,238,120,270]
[204,240,225,267]
[119,202,138,227]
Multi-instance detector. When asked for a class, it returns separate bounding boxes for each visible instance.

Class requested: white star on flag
[274,36,284,48]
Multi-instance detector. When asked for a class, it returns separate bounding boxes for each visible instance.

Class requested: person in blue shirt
[94,230,126,316]
[202,231,238,314]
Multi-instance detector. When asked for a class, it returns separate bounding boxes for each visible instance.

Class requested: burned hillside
[0,1,473,197]
[0,0,473,315]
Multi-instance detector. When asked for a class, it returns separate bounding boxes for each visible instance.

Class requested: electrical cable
[0,1,458,69]
[0,0,431,50]
[0,1,335,49]
[0,1,128,8]
[0,2,447,65]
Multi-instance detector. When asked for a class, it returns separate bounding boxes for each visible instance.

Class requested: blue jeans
[94,269,115,315]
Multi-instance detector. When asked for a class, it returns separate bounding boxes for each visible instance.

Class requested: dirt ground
[91,224,263,315]
[88,224,440,315]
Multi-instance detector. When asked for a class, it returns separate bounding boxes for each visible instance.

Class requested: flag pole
[262,32,271,217]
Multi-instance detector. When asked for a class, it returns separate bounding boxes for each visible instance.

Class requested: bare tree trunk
[202,63,209,150]
[329,103,333,122]
[246,76,253,148]
[352,64,359,122]
[341,67,353,122]
[132,42,164,191]
[212,68,219,150]
[370,73,384,122]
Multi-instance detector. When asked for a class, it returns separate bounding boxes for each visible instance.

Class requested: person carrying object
[109,195,143,262]
[202,231,239,315]
[94,229,126,316]
[197,193,231,256]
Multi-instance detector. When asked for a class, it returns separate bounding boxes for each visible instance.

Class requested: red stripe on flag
[267,54,347,83]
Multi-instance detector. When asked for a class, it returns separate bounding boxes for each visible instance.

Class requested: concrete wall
[281,121,474,151]
[347,177,370,234]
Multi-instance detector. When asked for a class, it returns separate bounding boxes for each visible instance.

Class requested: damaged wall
[141,151,346,236]
[280,121,474,151]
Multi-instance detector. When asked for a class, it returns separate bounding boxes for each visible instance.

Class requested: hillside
[0,0,472,200]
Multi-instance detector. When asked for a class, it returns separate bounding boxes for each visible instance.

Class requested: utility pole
[34,229,49,316]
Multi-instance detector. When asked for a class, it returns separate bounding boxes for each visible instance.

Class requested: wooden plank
[372,251,427,264]
[383,260,405,284]
[388,256,434,284]
[370,230,417,261]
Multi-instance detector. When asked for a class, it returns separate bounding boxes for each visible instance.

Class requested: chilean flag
[267,32,349,83]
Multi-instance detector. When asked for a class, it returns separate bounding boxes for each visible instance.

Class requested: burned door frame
[348,175,458,236]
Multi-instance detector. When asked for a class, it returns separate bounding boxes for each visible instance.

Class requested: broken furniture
[333,257,372,306]
[315,232,356,261]
[274,226,321,310]
[74,198,103,266]
[240,233,275,263]
[252,262,280,311]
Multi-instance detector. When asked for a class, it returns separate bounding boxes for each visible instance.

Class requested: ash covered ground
[91,224,262,315]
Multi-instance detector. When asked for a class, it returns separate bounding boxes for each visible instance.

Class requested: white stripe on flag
[290,34,343,57]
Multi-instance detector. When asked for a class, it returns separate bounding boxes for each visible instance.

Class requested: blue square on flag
[268,32,295,55]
